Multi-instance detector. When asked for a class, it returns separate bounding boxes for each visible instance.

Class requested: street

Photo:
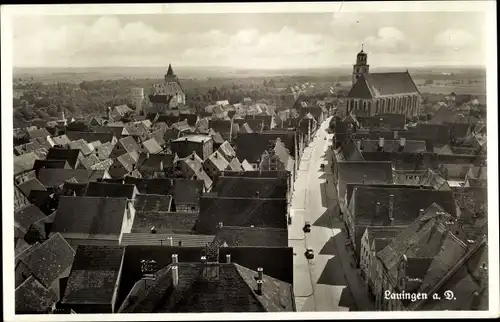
[288,117,374,312]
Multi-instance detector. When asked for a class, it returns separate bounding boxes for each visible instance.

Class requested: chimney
[356,140,361,150]
[257,267,263,280]
[178,240,182,247]
[375,201,381,218]
[150,226,156,234]
[389,194,395,223]
[419,208,425,217]
[172,254,179,287]
[399,137,406,148]
[378,137,384,149]
[172,266,179,287]
[226,254,231,264]
[362,175,367,184]
[218,222,223,229]
[256,279,263,295]
[201,256,207,264]
[255,191,260,198]
[146,152,150,159]
[214,151,218,158]
[394,130,399,139]
[191,153,195,160]
[168,237,173,246]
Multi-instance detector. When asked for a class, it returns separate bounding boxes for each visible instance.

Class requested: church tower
[164,63,180,84]
[352,45,370,85]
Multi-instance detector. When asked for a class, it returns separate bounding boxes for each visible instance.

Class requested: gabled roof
[27,127,51,139]
[91,158,114,171]
[218,141,236,160]
[348,72,419,98]
[211,132,225,144]
[14,152,41,175]
[240,123,253,134]
[62,245,125,305]
[214,226,288,247]
[37,169,106,187]
[17,178,46,197]
[358,139,427,153]
[85,182,136,199]
[15,276,58,314]
[226,157,243,171]
[16,233,75,290]
[205,151,230,172]
[131,211,198,233]
[120,233,214,247]
[172,179,204,205]
[241,159,254,171]
[197,196,287,234]
[119,136,141,154]
[33,159,70,174]
[236,131,296,164]
[53,196,128,238]
[15,204,47,235]
[353,186,457,227]
[119,262,293,313]
[69,139,93,156]
[134,194,173,212]
[337,161,393,201]
[94,142,115,160]
[212,176,287,199]
[142,138,163,154]
[46,148,82,168]
[428,106,468,125]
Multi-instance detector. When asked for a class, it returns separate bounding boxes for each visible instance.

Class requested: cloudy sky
[11,9,487,69]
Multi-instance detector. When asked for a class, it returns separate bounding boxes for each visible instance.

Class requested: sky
[10,8,487,69]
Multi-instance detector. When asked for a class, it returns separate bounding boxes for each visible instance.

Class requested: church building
[345,47,421,118]
[148,64,186,115]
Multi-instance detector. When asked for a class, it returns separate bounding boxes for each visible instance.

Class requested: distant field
[417,84,486,95]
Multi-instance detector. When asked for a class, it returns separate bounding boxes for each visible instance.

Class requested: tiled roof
[377,203,467,285]
[15,152,41,175]
[407,124,450,145]
[197,196,287,234]
[124,177,174,195]
[53,196,128,237]
[337,161,393,201]
[69,139,93,156]
[37,169,106,187]
[120,233,214,247]
[358,139,427,153]
[428,106,466,125]
[453,187,487,218]
[17,178,46,197]
[241,159,254,171]
[33,159,70,173]
[52,135,72,146]
[348,72,419,98]
[46,148,81,168]
[119,136,141,154]
[357,114,406,129]
[418,242,488,310]
[135,194,173,212]
[205,151,230,172]
[226,157,243,171]
[17,233,75,290]
[149,129,167,146]
[91,158,114,171]
[353,186,457,227]
[151,81,183,96]
[240,123,253,134]
[93,125,125,138]
[15,276,58,314]
[131,211,198,233]
[85,182,136,199]
[94,142,115,160]
[62,182,89,196]
[236,131,295,164]
[142,138,163,154]
[27,128,50,140]
[15,204,47,234]
[120,262,293,313]
[62,245,124,305]
[215,226,288,247]
[212,176,287,198]
[173,179,204,205]
[218,141,236,160]
[211,132,225,144]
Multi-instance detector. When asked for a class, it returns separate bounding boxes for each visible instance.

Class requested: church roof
[348,71,420,99]
[166,63,174,76]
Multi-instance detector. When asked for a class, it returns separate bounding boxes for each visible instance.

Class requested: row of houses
[329,106,488,311]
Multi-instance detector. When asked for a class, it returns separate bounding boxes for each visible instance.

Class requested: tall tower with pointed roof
[164,63,179,84]
[352,45,370,85]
